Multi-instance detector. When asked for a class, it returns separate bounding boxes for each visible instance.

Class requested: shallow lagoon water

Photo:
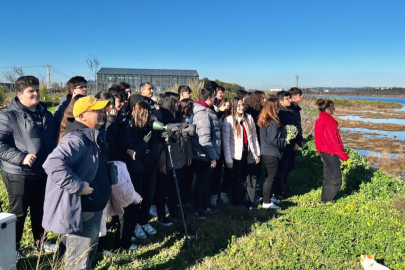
[338,115,405,126]
[342,127,405,141]
[352,149,401,159]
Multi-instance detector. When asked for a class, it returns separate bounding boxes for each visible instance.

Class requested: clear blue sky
[0,0,404,89]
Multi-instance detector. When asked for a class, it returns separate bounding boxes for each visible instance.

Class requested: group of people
[0,75,348,269]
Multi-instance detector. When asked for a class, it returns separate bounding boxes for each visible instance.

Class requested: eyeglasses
[74,85,87,90]
[284,98,291,101]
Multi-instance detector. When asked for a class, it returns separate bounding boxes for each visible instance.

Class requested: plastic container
[0,212,17,270]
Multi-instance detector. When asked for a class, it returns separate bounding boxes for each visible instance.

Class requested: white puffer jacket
[100,161,142,236]
[222,114,260,164]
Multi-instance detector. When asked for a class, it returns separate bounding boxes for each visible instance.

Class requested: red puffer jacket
[314,112,349,161]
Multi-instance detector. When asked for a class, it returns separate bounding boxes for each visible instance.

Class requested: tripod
[163,134,193,259]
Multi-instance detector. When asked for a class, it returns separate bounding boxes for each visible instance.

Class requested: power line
[0,66,46,69]
[51,66,70,78]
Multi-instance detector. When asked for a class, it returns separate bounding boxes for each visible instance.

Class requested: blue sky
[0,0,404,89]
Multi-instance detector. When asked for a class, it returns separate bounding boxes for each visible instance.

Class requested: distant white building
[270,88,283,92]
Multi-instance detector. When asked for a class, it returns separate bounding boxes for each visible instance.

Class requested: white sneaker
[43,241,57,253]
[262,202,281,209]
[149,205,157,217]
[271,197,281,204]
[220,193,229,204]
[134,224,147,239]
[128,244,138,251]
[141,224,157,235]
[211,195,218,206]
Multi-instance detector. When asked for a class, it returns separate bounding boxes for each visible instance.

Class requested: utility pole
[46,65,51,89]
[295,75,299,88]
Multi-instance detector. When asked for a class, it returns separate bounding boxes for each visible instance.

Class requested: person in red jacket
[314,99,349,203]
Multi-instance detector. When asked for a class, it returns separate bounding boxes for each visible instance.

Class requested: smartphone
[147,131,152,137]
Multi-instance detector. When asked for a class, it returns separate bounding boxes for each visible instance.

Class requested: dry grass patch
[338,119,405,131]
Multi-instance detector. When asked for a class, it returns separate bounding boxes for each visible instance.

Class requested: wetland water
[313,95,405,157]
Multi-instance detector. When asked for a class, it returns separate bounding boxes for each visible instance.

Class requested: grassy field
[1,136,405,269]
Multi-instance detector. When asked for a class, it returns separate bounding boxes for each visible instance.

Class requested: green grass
[310,96,403,109]
[1,137,405,269]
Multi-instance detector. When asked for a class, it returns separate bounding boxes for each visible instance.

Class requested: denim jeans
[64,210,102,270]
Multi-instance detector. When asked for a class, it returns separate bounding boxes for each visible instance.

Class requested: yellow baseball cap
[73,96,110,117]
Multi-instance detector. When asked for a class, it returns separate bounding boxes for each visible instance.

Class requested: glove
[143,132,152,143]
[226,163,233,169]
[127,149,136,160]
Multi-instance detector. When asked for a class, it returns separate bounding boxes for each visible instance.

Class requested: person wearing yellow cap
[42,95,112,269]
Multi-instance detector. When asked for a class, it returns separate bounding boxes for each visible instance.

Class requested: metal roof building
[96,67,199,93]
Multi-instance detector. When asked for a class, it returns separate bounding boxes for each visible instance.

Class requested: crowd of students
[0,75,348,269]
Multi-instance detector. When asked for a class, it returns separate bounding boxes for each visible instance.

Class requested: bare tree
[1,70,17,84]
[1,67,25,93]
[86,54,100,93]
[38,73,47,89]
[13,66,24,77]
[51,82,61,90]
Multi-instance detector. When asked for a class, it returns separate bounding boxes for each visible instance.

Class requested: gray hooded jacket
[190,101,221,162]
[42,120,105,234]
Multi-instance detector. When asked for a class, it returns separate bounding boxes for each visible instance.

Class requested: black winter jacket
[278,105,296,152]
[289,102,303,146]
[53,93,71,139]
[259,120,287,158]
[0,98,55,175]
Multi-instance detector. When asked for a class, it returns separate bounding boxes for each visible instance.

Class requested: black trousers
[285,150,297,187]
[180,163,194,204]
[229,150,257,206]
[155,168,183,219]
[262,155,279,204]
[139,170,156,225]
[119,166,143,249]
[211,152,231,196]
[274,149,292,195]
[320,152,342,203]
[193,160,213,211]
[2,171,47,249]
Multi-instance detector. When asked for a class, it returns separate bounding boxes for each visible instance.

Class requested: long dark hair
[229,97,251,138]
[130,101,151,128]
[162,92,180,120]
[58,94,86,142]
[180,98,193,118]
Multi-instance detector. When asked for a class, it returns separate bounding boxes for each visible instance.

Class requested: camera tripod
[162,133,193,259]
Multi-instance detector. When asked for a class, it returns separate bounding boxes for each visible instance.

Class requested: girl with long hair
[257,98,290,209]
[58,94,86,142]
[119,101,157,250]
[155,92,192,225]
[314,99,349,203]
[222,97,260,207]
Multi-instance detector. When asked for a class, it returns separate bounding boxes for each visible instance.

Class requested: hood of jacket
[193,101,212,115]
[64,118,102,145]
[8,97,48,116]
